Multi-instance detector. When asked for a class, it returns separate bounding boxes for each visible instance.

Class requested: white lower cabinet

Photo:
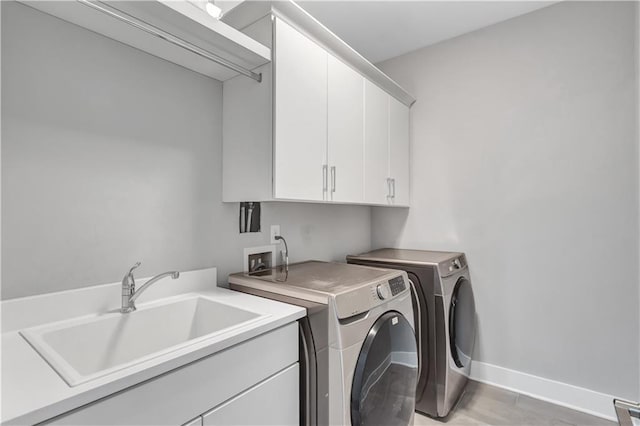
[202,364,298,425]
[46,324,298,426]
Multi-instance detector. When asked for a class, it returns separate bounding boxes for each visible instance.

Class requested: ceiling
[296,1,557,63]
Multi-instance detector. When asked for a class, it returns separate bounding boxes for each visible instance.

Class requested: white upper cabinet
[221,5,413,207]
[327,55,364,203]
[273,18,327,201]
[389,97,410,206]
[364,80,391,205]
[364,84,410,206]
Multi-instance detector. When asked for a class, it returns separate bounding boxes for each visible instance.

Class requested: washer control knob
[376,284,390,300]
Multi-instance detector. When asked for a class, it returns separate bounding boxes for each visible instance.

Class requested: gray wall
[1,2,371,299]
[636,1,640,397]
[373,1,639,399]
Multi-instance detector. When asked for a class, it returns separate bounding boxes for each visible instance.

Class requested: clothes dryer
[229,261,418,425]
[347,249,476,418]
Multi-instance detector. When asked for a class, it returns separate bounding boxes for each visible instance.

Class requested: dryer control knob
[376,284,391,300]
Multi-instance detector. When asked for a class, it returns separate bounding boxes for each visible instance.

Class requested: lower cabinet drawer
[46,323,298,425]
[202,363,299,426]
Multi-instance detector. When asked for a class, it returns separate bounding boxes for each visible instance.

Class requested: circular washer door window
[351,311,418,426]
[448,277,476,368]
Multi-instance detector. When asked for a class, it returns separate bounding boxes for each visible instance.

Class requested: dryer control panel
[439,254,468,277]
[388,276,406,296]
[333,271,409,319]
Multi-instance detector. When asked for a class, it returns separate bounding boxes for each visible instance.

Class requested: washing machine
[229,261,418,426]
[347,249,476,418]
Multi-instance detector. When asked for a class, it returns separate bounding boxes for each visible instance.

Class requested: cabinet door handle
[386,178,392,199]
[322,165,328,199]
[391,178,396,199]
[331,166,336,194]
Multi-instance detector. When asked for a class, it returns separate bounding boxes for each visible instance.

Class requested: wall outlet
[243,245,276,273]
[270,225,280,244]
[248,251,272,274]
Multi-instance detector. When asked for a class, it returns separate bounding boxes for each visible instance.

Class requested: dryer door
[448,277,476,368]
[406,272,428,393]
[351,311,418,426]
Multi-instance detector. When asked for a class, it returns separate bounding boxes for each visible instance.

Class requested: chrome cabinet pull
[391,178,396,199]
[322,165,328,199]
[331,166,336,194]
[386,178,392,199]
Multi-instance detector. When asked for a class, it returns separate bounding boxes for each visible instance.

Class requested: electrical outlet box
[270,225,280,244]
[248,252,272,274]
[243,245,277,273]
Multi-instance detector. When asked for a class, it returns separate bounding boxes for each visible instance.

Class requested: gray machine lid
[347,248,462,265]
[228,260,402,305]
[347,248,468,277]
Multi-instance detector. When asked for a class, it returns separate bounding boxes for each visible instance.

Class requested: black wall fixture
[239,202,261,233]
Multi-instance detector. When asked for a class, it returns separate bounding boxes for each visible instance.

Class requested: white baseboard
[470,361,618,422]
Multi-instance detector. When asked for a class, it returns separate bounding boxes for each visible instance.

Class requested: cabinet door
[202,364,299,426]
[274,18,328,201]
[363,80,390,205]
[389,97,410,206]
[327,55,364,203]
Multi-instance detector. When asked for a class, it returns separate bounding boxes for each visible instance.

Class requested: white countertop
[1,268,306,425]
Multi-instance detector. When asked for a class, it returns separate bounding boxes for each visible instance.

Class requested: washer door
[351,311,418,426]
[406,273,427,392]
[448,277,476,368]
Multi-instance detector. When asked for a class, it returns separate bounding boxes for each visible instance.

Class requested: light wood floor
[414,381,617,426]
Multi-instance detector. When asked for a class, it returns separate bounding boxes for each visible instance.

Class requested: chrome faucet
[121,262,180,313]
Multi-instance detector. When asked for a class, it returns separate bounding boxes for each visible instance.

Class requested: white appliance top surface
[229,260,401,302]
[347,248,463,266]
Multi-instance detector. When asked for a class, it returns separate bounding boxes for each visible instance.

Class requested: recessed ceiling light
[205,1,223,19]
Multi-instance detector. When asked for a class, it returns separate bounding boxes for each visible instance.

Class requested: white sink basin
[20,296,266,386]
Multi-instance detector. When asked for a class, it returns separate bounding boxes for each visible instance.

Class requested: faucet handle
[128,261,142,275]
[123,262,141,286]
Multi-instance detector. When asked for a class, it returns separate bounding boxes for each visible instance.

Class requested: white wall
[373,1,639,400]
[1,1,371,300]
